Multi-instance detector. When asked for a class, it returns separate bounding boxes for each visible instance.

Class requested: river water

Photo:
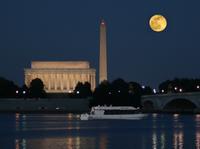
[0,113,199,149]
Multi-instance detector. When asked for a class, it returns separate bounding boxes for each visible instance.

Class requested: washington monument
[99,19,107,83]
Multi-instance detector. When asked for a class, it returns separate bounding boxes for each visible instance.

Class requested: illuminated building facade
[24,61,96,93]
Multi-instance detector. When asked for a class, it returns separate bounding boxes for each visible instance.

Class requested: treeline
[90,79,152,107]
[159,78,200,93]
[0,77,153,108]
[0,77,18,98]
[0,77,46,98]
[71,78,153,107]
[1,76,200,107]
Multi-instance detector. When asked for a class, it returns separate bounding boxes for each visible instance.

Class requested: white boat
[80,106,147,120]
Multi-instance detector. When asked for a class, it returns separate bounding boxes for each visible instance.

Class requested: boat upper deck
[92,106,138,111]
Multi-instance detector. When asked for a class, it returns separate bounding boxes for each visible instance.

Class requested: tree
[129,82,142,95]
[111,79,156,106]
[159,80,172,93]
[74,82,92,98]
[83,82,92,97]
[159,78,200,93]
[128,82,143,107]
[29,78,46,98]
[91,79,144,107]
[142,86,153,95]
[18,84,29,98]
[110,78,129,105]
[0,77,19,98]
[92,81,111,106]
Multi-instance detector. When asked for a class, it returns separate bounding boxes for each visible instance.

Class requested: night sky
[0,0,200,88]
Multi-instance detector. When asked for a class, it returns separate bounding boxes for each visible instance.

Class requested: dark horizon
[1,0,200,88]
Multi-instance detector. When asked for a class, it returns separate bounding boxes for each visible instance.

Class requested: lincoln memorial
[24,61,96,93]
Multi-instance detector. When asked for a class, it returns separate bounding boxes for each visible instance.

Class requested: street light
[174,87,178,91]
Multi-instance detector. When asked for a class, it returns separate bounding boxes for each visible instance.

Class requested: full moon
[149,14,167,32]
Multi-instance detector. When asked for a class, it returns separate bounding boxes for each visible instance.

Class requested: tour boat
[80,106,147,120]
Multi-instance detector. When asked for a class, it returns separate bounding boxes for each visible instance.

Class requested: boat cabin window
[104,110,137,114]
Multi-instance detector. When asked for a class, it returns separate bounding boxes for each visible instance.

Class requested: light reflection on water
[15,137,96,149]
[196,114,200,149]
[0,113,200,148]
[172,114,184,149]
[173,131,184,149]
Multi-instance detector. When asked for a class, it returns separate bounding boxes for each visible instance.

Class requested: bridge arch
[143,100,154,110]
[163,98,197,110]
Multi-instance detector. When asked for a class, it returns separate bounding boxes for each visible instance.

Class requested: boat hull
[80,114,147,120]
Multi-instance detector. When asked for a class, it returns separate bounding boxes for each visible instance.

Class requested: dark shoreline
[0,110,88,114]
[0,98,90,114]
[141,109,200,114]
[0,109,199,114]
[0,98,199,114]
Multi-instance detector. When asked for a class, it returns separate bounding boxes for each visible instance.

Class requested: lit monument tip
[99,19,108,83]
[101,19,105,25]
[149,14,167,32]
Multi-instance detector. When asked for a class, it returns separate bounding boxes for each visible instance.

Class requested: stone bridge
[141,92,200,111]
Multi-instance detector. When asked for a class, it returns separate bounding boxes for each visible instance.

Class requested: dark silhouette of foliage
[92,80,111,106]
[129,82,142,95]
[0,77,19,98]
[128,82,143,107]
[159,78,200,93]
[159,80,172,93]
[17,84,29,98]
[142,86,153,95]
[29,78,46,98]
[74,82,92,98]
[91,79,144,107]
[110,78,129,106]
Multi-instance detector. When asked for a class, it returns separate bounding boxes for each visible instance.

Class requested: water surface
[0,113,199,149]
